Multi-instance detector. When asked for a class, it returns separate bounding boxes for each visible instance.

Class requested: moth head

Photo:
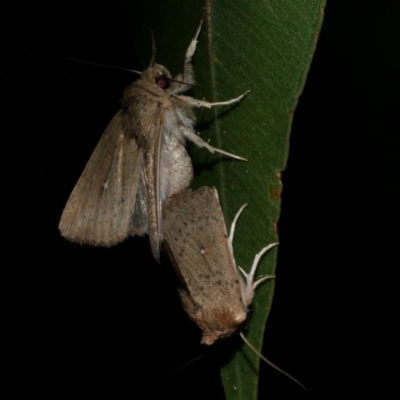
[141,63,173,91]
[201,311,247,345]
[179,289,248,345]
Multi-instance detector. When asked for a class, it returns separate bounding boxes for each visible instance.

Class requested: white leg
[239,242,279,307]
[183,15,204,82]
[179,126,246,161]
[228,204,278,302]
[172,15,204,93]
[175,90,250,109]
[229,204,247,244]
[247,243,279,289]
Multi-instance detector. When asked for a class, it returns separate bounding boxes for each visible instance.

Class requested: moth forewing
[59,110,143,246]
[59,17,249,262]
[145,109,167,261]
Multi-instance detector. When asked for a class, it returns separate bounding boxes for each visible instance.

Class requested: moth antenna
[174,355,203,373]
[149,31,156,68]
[169,78,195,87]
[239,332,307,390]
[229,203,247,244]
[65,58,142,75]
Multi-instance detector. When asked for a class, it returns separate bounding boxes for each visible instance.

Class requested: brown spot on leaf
[270,188,281,199]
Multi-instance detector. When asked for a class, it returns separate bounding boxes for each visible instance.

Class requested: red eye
[156,74,170,89]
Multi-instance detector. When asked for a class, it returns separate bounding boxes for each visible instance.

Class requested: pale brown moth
[163,186,277,345]
[59,17,248,261]
[162,186,305,389]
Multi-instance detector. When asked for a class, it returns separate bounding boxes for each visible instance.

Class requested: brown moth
[162,187,305,389]
[59,17,248,261]
[162,186,277,345]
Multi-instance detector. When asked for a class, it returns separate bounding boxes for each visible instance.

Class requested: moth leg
[229,203,247,244]
[239,243,278,306]
[172,14,204,93]
[182,14,204,84]
[179,126,246,161]
[228,204,277,303]
[245,242,278,290]
[175,90,250,109]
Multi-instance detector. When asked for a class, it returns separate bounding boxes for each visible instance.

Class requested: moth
[162,186,305,388]
[59,17,248,261]
[162,186,277,345]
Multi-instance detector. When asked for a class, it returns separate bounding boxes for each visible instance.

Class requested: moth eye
[156,74,170,89]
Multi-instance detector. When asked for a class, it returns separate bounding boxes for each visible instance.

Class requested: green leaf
[126,0,325,398]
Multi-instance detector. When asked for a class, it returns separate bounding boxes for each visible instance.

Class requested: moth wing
[144,110,165,261]
[162,187,245,313]
[59,109,143,246]
[129,169,148,237]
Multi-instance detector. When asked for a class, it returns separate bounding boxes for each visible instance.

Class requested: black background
[9,0,399,399]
